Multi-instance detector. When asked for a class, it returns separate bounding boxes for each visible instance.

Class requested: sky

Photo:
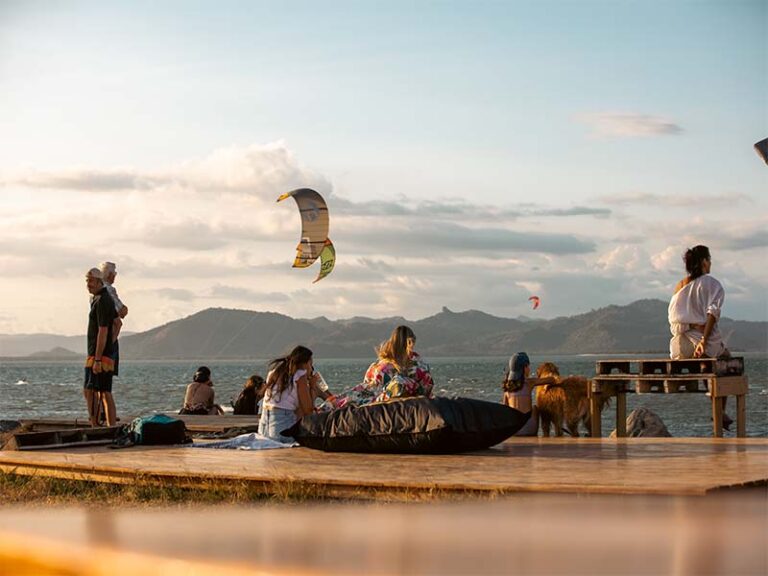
[0,0,766,336]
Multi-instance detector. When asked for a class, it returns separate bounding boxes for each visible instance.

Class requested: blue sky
[0,0,765,335]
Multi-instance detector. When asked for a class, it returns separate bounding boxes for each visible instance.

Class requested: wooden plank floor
[0,493,766,575]
[2,437,767,497]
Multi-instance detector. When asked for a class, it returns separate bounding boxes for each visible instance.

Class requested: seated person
[668,245,730,360]
[334,325,434,408]
[669,245,732,430]
[232,374,266,415]
[258,346,318,443]
[180,366,223,415]
[501,352,555,436]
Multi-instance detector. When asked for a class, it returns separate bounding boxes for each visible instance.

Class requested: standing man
[99,261,128,380]
[84,268,118,426]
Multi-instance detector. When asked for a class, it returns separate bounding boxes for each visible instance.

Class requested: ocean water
[1,353,766,437]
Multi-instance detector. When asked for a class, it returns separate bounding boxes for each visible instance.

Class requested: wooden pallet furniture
[589,357,748,438]
[7,426,122,451]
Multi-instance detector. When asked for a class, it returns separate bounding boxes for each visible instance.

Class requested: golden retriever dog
[535,362,610,437]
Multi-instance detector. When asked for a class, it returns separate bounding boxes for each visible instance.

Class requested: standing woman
[668,245,729,360]
[501,352,555,436]
[258,346,318,443]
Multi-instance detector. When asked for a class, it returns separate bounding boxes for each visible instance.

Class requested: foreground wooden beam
[0,494,765,575]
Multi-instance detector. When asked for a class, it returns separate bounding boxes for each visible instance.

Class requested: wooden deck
[2,437,767,497]
[0,493,766,575]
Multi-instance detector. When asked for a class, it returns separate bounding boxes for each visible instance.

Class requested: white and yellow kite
[276,188,336,283]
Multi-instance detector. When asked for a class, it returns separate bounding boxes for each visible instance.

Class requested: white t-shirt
[263,368,306,411]
[668,275,725,340]
[104,282,125,313]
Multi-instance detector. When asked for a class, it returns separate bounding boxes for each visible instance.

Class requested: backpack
[111,414,191,448]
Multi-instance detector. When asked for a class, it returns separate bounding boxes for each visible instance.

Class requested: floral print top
[363,352,434,402]
[323,352,435,410]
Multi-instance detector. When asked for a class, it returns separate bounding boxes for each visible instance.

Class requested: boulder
[609,408,671,438]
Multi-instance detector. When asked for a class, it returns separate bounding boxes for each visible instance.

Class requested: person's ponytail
[684,245,710,280]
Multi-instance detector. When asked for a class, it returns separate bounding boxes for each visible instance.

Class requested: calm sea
[1,353,766,437]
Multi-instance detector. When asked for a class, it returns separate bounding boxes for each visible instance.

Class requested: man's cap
[85,267,103,280]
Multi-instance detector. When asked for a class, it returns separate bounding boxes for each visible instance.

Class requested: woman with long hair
[668,245,732,429]
[232,374,266,415]
[258,345,318,443]
[322,325,434,409]
[668,245,729,360]
[362,325,434,403]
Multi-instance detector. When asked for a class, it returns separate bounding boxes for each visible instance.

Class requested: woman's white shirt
[262,368,306,411]
[668,275,724,340]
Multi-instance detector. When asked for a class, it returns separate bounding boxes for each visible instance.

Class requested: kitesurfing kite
[528,295,541,310]
[276,188,336,283]
[754,138,768,165]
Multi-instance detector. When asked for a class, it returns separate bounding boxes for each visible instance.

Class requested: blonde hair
[377,325,415,373]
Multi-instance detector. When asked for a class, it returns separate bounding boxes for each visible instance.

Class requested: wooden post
[712,394,723,438]
[616,387,627,438]
[736,394,746,438]
[589,383,602,438]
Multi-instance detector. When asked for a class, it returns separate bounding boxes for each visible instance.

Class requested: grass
[0,470,339,506]
[0,469,499,506]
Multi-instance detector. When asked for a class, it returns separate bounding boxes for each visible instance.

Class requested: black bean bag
[282,396,530,454]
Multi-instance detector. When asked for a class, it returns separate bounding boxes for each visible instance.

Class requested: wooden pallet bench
[589,357,747,438]
[7,426,122,451]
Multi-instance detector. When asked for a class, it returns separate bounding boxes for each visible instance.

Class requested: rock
[609,408,671,438]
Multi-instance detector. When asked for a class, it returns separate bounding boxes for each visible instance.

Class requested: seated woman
[329,325,434,409]
[232,374,266,415]
[668,245,730,360]
[258,345,318,443]
[668,244,732,429]
[180,366,224,415]
[501,352,555,436]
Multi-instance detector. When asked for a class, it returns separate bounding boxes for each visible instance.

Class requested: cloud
[3,141,765,331]
[341,222,596,256]
[528,206,611,218]
[596,245,648,272]
[0,142,330,201]
[157,288,197,302]
[578,112,683,137]
[209,285,291,302]
[720,230,768,250]
[0,238,99,277]
[142,221,231,251]
[5,171,161,191]
[597,191,751,208]
[335,195,610,221]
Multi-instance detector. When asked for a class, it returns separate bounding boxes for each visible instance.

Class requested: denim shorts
[258,407,298,444]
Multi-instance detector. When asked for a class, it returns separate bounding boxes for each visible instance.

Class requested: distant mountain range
[3,299,763,360]
[0,334,85,358]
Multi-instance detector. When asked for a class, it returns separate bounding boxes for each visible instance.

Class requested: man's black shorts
[84,367,113,392]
